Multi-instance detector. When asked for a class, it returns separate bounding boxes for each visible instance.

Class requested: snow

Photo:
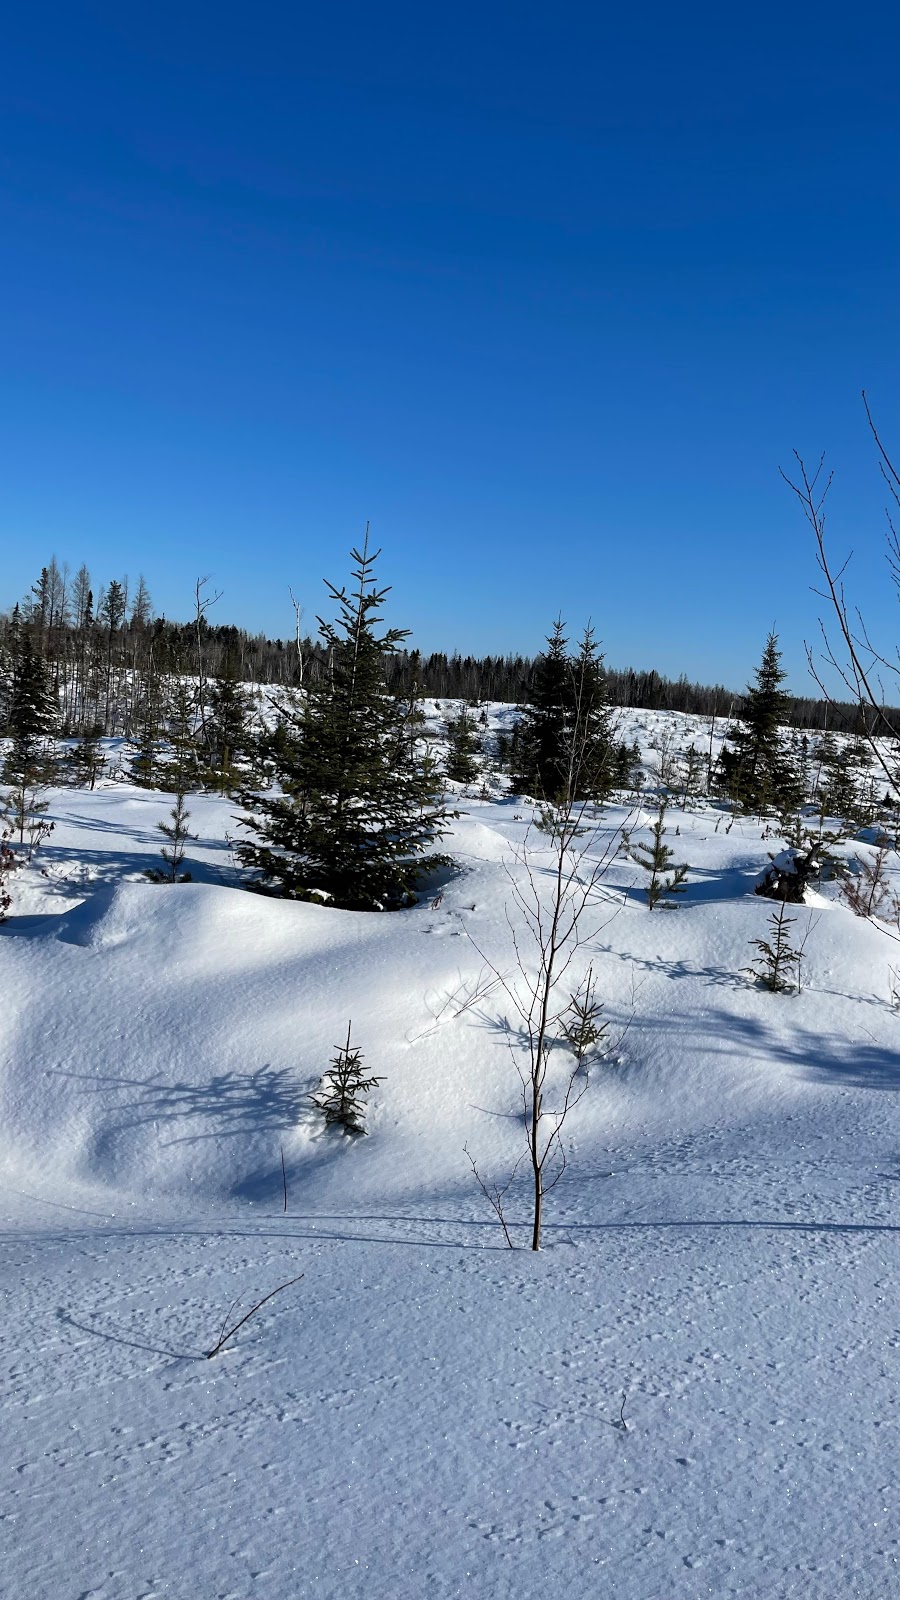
[2,708,900,1597]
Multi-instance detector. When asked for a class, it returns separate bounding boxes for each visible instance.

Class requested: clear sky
[1,2,897,690]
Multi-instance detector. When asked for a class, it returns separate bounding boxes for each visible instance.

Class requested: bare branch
[464,1144,518,1248]
[782,443,899,789]
[205,1273,304,1359]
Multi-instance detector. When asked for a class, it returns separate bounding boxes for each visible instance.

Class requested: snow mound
[4,729,900,1598]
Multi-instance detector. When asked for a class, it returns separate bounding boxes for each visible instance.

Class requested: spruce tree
[814,730,877,827]
[745,902,803,993]
[159,679,202,792]
[719,633,799,814]
[147,791,197,882]
[626,798,689,909]
[309,1022,381,1135]
[130,671,165,789]
[130,715,160,789]
[239,534,450,910]
[2,631,57,796]
[206,666,253,791]
[3,629,55,749]
[568,626,621,801]
[819,734,858,822]
[792,732,813,806]
[511,619,571,799]
[0,836,14,922]
[70,727,105,790]
[559,966,609,1073]
[675,743,706,807]
[845,734,877,826]
[512,621,622,803]
[98,579,127,732]
[445,706,481,785]
[0,626,14,732]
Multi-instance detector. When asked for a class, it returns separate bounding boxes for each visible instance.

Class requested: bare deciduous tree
[841,846,900,926]
[194,575,223,752]
[466,656,631,1250]
[781,395,900,795]
[289,586,305,686]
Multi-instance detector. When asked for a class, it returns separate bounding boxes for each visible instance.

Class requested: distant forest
[1,557,886,737]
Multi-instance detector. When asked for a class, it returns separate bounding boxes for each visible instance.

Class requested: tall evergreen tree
[445,707,481,785]
[129,664,165,788]
[239,535,450,910]
[206,664,253,790]
[567,626,622,801]
[719,633,799,814]
[158,678,202,792]
[130,575,153,630]
[2,631,56,781]
[818,733,858,822]
[512,621,623,803]
[2,630,57,844]
[511,619,570,800]
[0,607,17,729]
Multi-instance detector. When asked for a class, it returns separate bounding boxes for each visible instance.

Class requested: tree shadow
[47,841,239,886]
[49,1063,313,1144]
[464,990,900,1094]
[592,942,746,989]
[671,861,763,904]
[50,811,163,845]
[20,1206,900,1260]
[55,1306,206,1362]
[624,1006,900,1090]
[52,807,236,855]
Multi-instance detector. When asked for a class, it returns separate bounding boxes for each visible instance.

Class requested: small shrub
[0,834,16,923]
[309,1022,382,1136]
[625,798,689,910]
[745,903,803,994]
[840,846,900,923]
[558,965,609,1074]
[146,791,197,883]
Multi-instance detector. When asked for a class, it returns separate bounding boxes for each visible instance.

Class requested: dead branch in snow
[464,1143,518,1249]
[408,965,508,1043]
[206,1273,304,1358]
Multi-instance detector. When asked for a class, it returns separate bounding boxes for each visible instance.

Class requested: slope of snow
[2,721,900,1598]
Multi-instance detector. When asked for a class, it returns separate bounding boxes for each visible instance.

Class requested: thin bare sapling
[466,658,631,1250]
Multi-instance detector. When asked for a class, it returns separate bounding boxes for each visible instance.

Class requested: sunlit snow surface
[2,706,899,1598]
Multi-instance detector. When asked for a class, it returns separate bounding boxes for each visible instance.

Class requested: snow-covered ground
[2,709,900,1598]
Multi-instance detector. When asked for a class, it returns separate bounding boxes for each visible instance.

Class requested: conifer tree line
[0,540,895,916]
[2,552,890,737]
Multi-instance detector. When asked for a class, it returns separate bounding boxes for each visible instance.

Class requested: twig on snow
[464,1143,517,1248]
[205,1274,304,1359]
[616,1390,629,1432]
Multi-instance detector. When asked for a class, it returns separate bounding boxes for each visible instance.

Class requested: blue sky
[1,2,897,690]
